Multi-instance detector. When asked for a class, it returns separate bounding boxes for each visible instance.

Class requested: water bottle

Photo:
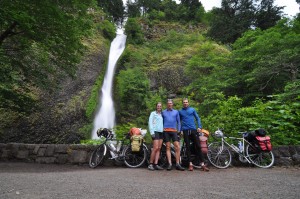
[109,143,116,152]
[238,141,243,153]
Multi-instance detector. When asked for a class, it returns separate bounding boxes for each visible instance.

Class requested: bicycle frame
[217,135,254,164]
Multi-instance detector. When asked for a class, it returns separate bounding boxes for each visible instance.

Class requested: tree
[207,0,283,43]
[116,67,150,123]
[127,0,141,18]
[124,18,144,44]
[180,0,202,21]
[0,0,96,112]
[98,0,125,24]
[230,18,300,100]
[161,0,180,21]
[208,0,256,43]
[255,0,284,30]
[137,0,162,16]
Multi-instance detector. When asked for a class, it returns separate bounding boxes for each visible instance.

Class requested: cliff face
[1,37,109,144]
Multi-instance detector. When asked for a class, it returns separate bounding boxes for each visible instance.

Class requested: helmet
[214,129,224,138]
[97,128,112,138]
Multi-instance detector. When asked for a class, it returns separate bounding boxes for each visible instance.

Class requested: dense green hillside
[1,0,299,145]
[114,17,299,145]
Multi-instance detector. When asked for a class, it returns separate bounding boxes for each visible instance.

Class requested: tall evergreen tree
[98,0,125,23]
[180,0,202,21]
[127,0,141,18]
[255,0,283,30]
[208,0,283,43]
[208,0,256,43]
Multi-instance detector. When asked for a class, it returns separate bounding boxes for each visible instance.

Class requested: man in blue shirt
[162,99,185,171]
[179,98,209,172]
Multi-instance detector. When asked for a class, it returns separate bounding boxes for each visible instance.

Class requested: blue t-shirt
[162,109,181,131]
[179,107,202,131]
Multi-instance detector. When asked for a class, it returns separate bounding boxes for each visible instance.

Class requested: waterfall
[91,33,127,139]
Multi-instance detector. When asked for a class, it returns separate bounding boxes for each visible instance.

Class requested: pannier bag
[244,131,256,143]
[255,128,267,137]
[131,135,143,152]
[130,127,141,136]
[255,136,272,151]
[199,135,208,154]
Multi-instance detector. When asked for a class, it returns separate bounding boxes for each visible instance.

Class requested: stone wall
[0,143,97,165]
[0,143,299,166]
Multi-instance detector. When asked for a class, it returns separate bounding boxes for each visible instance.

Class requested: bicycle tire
[124,145,147,168]
[89,144,106,168]
[207,142,232,169]
[246,144,274,168]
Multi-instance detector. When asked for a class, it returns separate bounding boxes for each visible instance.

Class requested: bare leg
[173,141,181,164]
[150,140,159,164]
[154,139,163,164]
[166,142,171,165]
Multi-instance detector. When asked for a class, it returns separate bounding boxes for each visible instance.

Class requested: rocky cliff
[0,36,109,144]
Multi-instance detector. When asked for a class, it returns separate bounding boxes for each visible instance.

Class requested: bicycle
[207,129,275,169]
[89,128,148,168]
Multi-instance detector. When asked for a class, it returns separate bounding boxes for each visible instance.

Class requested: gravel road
[0,162,299,199]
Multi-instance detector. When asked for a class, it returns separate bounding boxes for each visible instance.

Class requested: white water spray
[91,33,127,139]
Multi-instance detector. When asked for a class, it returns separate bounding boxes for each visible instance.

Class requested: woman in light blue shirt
[148,102,164,170]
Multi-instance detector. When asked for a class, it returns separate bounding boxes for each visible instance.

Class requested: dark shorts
[152,132,164,141]
[164,132,180,143]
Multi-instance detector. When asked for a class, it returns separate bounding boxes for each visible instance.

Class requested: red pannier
[255,136,272,151]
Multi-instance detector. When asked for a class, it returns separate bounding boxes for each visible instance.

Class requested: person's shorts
[152,132,164,140]
[164,132,179,142]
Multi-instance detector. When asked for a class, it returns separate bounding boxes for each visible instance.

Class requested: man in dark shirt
[179,98,209,172]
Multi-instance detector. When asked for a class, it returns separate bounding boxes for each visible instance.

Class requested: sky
[176,0,299,17]
[122,0,299,17]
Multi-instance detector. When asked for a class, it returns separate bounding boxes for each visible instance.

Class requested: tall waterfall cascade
[91,33,127,139]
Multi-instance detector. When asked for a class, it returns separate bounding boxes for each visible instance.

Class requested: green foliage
[255,0,284,30]
[203,92,300,145]
[231,18,300,100]
[0,0,97,113]
[184,41,231,101]
[207,0,283,43]
[81,138,105,145]
[124,18,145,45]
[148,10,166,21]
[116,67,150,124]
[98,20,116,41]
[97,0,125,23]
[85,70,106,120]
[79,123,94,140]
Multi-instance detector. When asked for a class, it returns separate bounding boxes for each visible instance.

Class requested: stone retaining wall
[0,143,299,166]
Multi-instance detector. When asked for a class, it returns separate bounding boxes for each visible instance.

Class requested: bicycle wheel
[207,142,232,169]
[89,144,106,168]
[124,145,147,168]
[246,144,274,168]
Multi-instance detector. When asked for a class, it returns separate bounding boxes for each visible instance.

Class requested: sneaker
[155,165,164,170]
[148,164,155,171]
[166,164,172,171]
[176,164,185,171]
[188,164,193,171]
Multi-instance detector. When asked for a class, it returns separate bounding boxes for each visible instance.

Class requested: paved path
[0,163,299,199]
